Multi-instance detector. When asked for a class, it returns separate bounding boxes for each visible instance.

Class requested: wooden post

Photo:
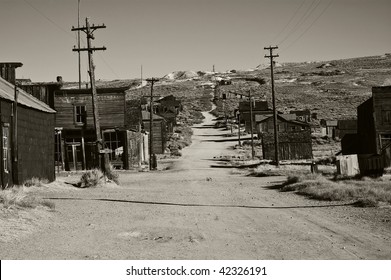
[12,85,19,185]
[72,18,107,170]
[146,78,159,170]
[237,113,241,146]
[249,90,255,159]
[265,45,280,166]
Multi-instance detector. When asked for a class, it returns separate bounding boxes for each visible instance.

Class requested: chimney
[56,76,63,84]
[0,62,23,85]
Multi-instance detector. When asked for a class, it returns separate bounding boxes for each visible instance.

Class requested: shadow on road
[45,197,354,209]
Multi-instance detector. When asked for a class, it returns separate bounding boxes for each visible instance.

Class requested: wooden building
[54,87,143,171]
[261,130,313,161]
[239,100,273,133]
[357,86,391,167]
[290,109,312,123]
[257,114,312,161]
[17,76,63,109]
[155,95,182,133]
[335,119,357,140]
[0,74,56,188]
[256,114,310,135]
[320,119,338,138]
[141,111,167,154]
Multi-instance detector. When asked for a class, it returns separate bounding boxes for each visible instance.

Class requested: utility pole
[237,112,241,146]
[146,78,159,170]
[72,18,107,169]
[264,45,279,166]
[77,0,81,89]
[248,90,255,159]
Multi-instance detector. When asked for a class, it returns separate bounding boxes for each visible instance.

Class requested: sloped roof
[255,114,310,127]
[0,76,55,113]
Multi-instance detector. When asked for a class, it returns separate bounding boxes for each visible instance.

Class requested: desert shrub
[105,164,120,185]
[0,187,55,210]
[23,177,49,188]
[79,169,103,188]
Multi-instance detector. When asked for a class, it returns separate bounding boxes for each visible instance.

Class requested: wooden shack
[155,95,182,133]
[262,130,313,161]
[355,86,391,168]
[142,111,167,154]
[256,114,310,136]
[54,87,144,170]
[0,75,56,188]
[239,100,272,133]
[320,119,338,138]
[336,119,357,140]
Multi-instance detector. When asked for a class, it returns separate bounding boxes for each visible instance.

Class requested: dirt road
[1,111,390,259]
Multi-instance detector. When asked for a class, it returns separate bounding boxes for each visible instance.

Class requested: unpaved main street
[1,111,390,259]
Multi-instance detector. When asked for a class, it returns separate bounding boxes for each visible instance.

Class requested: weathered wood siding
[0,101,13,188]
[55,92,126,129]
[125,130,143,168]
[262,131,313,160]
[143,120,165,154]
[17,106,55,183]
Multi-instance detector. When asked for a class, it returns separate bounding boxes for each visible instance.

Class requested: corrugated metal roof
[0,77,56,113]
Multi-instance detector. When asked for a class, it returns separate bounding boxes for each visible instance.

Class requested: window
[103,131,123,163]
[74,105,86,125]
[382,110,391,124]
[2,124,9,172]
[380,134,391,149]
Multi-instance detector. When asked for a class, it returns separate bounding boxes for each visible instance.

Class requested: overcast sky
[1,0,390,82]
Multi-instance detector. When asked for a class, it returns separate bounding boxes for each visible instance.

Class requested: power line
[271,0,307,43]
[23,0,76,40]
[278,0,321,46]
[22,0,120,80]
[281,0,334,52]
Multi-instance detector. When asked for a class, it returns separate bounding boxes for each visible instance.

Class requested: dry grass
[105,164,120,185]
[23,177,49,188]
[0,187,54,210]
[79,169,103,188]
[281,174,391,207]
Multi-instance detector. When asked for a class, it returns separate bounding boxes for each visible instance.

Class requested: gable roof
[256,114,310,127]
[0,76,56,113]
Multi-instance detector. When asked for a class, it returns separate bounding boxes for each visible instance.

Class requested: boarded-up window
[2,124,9,172]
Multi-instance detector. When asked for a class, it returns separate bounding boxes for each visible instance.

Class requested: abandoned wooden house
[357,86,391,167]
[256,114,312,160]
[17,76,63,109]
[289,109,312,123]
[0,71,56,188]
[141,111,167,154]
[239,100,273,133]
[54,86,144,171]
[320,119,338,138]
[256,114,310,136]
[154,95,182,133]
[335,119,357,140]
[262,130,313,161]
